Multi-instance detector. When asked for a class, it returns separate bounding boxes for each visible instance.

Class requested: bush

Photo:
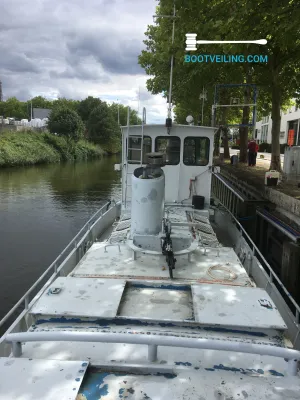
[47,107,85,142]
[0,130,104,167]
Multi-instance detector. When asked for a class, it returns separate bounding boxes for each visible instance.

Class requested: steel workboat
[0,111,300,399]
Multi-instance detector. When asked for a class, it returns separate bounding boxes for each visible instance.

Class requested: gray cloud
[0,0,163,122]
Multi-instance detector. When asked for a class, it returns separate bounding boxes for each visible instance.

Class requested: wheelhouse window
[155,136,180,165]
[183,137,210,166]
[128,136,152,164]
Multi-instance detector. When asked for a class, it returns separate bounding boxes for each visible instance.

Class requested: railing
[0,200,116,330]
[212,197,300,328]
[4,331,300,376]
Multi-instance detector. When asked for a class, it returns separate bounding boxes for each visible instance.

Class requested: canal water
[0,156,121,322]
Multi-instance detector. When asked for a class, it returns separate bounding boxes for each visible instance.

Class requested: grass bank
[0,130,104,167]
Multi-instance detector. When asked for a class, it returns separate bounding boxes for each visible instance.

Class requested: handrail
[4,331,299,376]
[211,180,300,319]
[0,200,115,329]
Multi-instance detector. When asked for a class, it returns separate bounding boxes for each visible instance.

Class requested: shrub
[47,107,85,142]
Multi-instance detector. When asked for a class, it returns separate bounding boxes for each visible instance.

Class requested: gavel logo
[185,33,267,51]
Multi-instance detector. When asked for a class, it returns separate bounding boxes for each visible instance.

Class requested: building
[32,108,51,120]
[255,103,300,146]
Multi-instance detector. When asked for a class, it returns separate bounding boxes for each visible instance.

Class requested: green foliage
[77,96,103,123]
[0,130,103,167]
[109,103,142,125]
[87,103,121,153]
[47,107,85,142]
[139,0,300,170]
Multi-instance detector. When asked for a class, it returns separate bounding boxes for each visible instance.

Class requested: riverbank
[0,130,104,167]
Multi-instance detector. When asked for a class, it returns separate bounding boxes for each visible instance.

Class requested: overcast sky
[0,0,168,123]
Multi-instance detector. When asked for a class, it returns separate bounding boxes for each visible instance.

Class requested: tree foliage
[87,103,121,153]
[77,96,103,123]
[139,0,300,170]
[47,107,85,142]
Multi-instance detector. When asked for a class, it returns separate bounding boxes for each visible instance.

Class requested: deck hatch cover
[30,277,126,318]
[191,284,287,330]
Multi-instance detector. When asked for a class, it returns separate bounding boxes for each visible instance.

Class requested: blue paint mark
[154,372,177,379]
[35,317,273,338]
[77,371,114,399]
[130,283,191,291]
[75,378,81,381]
[175,362,192,366]
[203,326,267,337]
[205,364,283,377]
[269,370,284,377]
[119,388,125,398]
[82,363,88,367]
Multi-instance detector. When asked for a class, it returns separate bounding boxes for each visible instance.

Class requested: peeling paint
[204,364,284,377]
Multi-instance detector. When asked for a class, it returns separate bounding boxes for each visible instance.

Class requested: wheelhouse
[120,124,216,209]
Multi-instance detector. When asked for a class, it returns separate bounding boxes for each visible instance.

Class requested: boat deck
[1,206,299,399]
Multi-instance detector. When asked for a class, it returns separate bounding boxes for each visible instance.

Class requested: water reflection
[0,155,121,319]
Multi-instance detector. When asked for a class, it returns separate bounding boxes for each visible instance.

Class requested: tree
[87,102,121,153]
[0,97,27,119]
[52,98,80,113]
[109,103,142,126]
[47,107,84,142]
[139,0,300,171]
[78,96,103,123]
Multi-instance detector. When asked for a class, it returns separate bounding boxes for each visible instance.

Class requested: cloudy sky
[0,0,168,123]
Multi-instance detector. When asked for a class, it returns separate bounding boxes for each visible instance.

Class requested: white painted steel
[130,168,165,236]
[0,357,88,400]
[5,331,300,375]
[192,284,287,330]
[30,277,126,318]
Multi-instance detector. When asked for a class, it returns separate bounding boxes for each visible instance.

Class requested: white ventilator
[185,34,267,51]
[130,166,165,236]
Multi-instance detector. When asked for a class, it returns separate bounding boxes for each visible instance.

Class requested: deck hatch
[191,284,287,330]
[30,277,126,319]
[117,282,195,322]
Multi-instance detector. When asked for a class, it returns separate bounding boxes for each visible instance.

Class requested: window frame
[154,136,181,166]
[183,136,210,167]
[127,135,152,164]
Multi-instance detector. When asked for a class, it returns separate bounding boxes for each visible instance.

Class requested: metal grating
[116,220,131,231]
[193,214,210,224]
[109,231,128,243]
[196,222,215,235]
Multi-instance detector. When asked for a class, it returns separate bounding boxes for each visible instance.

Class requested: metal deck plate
[72,244,252,287]
[77,367,300,400]
[192,284,287,330]
[30,277,126,318]
[0,357,88,400]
